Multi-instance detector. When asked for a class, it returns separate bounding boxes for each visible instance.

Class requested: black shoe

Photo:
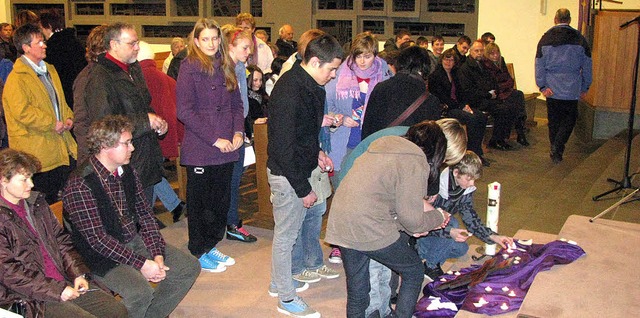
[550,152,563,164]
[226,221,258,243]
[488,140,511,151]
[424,263,445,281]
[480,156,491,167]
[171,202,185,223]
[517,134,530,147]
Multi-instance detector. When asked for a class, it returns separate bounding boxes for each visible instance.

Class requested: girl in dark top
[246,64,268,131]
[428,48,490,166]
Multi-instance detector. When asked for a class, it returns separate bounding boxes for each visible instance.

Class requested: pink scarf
[334,56,386,121]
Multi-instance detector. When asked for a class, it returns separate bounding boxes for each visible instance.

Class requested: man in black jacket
[77,22,168,199]
[458,40,516,151]
[275,24,297,58]
[267,34,343,318]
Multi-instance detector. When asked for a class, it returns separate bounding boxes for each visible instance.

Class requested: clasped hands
[214,132,244,153]
[141,255,170,283]
[60,275,89,301]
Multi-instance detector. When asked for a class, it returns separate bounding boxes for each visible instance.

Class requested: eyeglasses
[117,140,134,147]
[117,39,140,47]
[30,40,45,47]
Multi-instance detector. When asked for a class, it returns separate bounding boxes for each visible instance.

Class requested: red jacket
[139,59,184,159]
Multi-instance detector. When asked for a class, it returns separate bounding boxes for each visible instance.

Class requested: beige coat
[325,136,445,251]
[2,57,77,172]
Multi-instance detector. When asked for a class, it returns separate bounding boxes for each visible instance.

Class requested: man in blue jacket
[535,8,592,163]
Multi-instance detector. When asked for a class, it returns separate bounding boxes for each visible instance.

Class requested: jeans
[227,146,245,227]
[365,260,392,318]
[44,287,128,318]
[292,201,326,275]
[340,233,424,318]
[152,177,181,211]
[417,218,468,268]
[546,98,578,155]
[94,236,200,318]
[268,169,310,301]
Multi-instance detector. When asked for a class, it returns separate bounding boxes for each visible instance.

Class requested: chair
[49,201,63,224]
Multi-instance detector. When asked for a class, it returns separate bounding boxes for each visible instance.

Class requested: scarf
[334,56,386,121]
[22,56,61,121]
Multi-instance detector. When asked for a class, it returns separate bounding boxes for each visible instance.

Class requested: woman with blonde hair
[176,18,244,272]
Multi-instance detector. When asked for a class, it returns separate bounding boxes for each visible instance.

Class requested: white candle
[485,182,501,255]
[485,286,493,292]
[502,286,509,292]
[508,290,516,297]
[500,303,509,310]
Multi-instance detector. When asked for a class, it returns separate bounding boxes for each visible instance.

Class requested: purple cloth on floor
[414,240,586,317]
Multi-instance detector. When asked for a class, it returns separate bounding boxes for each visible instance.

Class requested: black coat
[81,54,163,188]
[428,65,466,110]
[361,72,442,140]
[457,58,498,110]
[44,28,88,109]
[275,38,297,58]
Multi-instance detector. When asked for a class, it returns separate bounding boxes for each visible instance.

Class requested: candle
[500,303,509,310]
[485,286,493,292]
[440,278,447,282]
[502,286,509,292]
[478,297,488,305]
[508,290,516,297]
[447,270,453,275]
[514,260,520,265]
[485,182,501,255]
[454,271,461,276]
[502,253,509,259]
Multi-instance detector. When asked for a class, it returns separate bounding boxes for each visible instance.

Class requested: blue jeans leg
[365,260,392,318]
[227,146,245,227]
[268,170,307,301]
[417,218,469,268]
[153,177,181,211]
[292,201,325,275]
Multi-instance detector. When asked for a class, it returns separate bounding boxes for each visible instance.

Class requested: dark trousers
[504,90,527,134]
[186,162,234,256]
[546,98,578,155]
[227,146,245,227]
[481,100,517,142]
[447,108,487,157]
[32,156,76,204]
[340,233,423,318]
[45,287,128,318]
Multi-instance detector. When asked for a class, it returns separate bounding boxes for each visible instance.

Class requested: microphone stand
[591,15,640,220]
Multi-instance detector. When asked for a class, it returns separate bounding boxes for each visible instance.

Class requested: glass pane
[428,0,475,13]
[111,4,166,16]
[212,0,241,17]
[317,20,352,46]
[363,20,385,34]
[394,21,465,37]
[363,0,384,11]
[175,0,199,16]
[318,0,354,10]
[143,25,196,38]
[251,0,263,17]
[393,0,416,12]
[76,4,104,16]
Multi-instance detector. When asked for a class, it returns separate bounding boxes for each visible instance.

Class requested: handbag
[387,91,429,128]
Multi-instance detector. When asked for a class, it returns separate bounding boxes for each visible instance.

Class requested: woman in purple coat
[176,18,245,273]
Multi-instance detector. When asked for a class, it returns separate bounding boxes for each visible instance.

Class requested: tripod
[591,15,640,221]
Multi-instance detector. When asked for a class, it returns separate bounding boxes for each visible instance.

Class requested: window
[212,0,241,17]
[392,0,415,12]
[317,0,354,10]
[428,0,475,13]
[143,25,195,38]
[363,0,384,11]
[174,0,199,16]
[394,21,465,37]
[363,20,385,34]
[317,20,352,45]
[75,3,104,16]
[111,3,166,16]
[251,0,263,17]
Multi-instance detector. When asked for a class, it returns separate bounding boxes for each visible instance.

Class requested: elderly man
[77,22,167,201]
[276,24,297,58]
[457,40,516,152]
[536,8,592,163]
[236,12,274,72]
[2,23,77,204]
[63,115,199,318]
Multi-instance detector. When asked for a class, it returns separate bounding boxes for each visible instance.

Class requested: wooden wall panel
[588,10,640,113]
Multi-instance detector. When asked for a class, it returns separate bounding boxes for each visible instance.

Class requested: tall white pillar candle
[485,182,501,255]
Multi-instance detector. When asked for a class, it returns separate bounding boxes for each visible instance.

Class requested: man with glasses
[2,23,77,203]
[63,115,199,318]
[76,22,168,203]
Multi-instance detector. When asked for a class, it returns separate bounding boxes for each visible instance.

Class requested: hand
[489,234,514,249]
[214,138,234,153]
[74,276,89,294]
[423,198,435,212]
[580,91,588,100]
[322,114,342,127]
[64,118,74,131]
[435,209,451,230]
[343,116,359,128]
[254,117,268,124]
[153,255,169,281]
[463,105,474,114]
[542,87,554,98]
[148,113,168,135]
[60,286,80,301]
[450,228,471,242]
[318,151,333,172]
[54,121,65,134]
[231,133,244,151]
[302,190,318,208]
[141,259,164,283]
